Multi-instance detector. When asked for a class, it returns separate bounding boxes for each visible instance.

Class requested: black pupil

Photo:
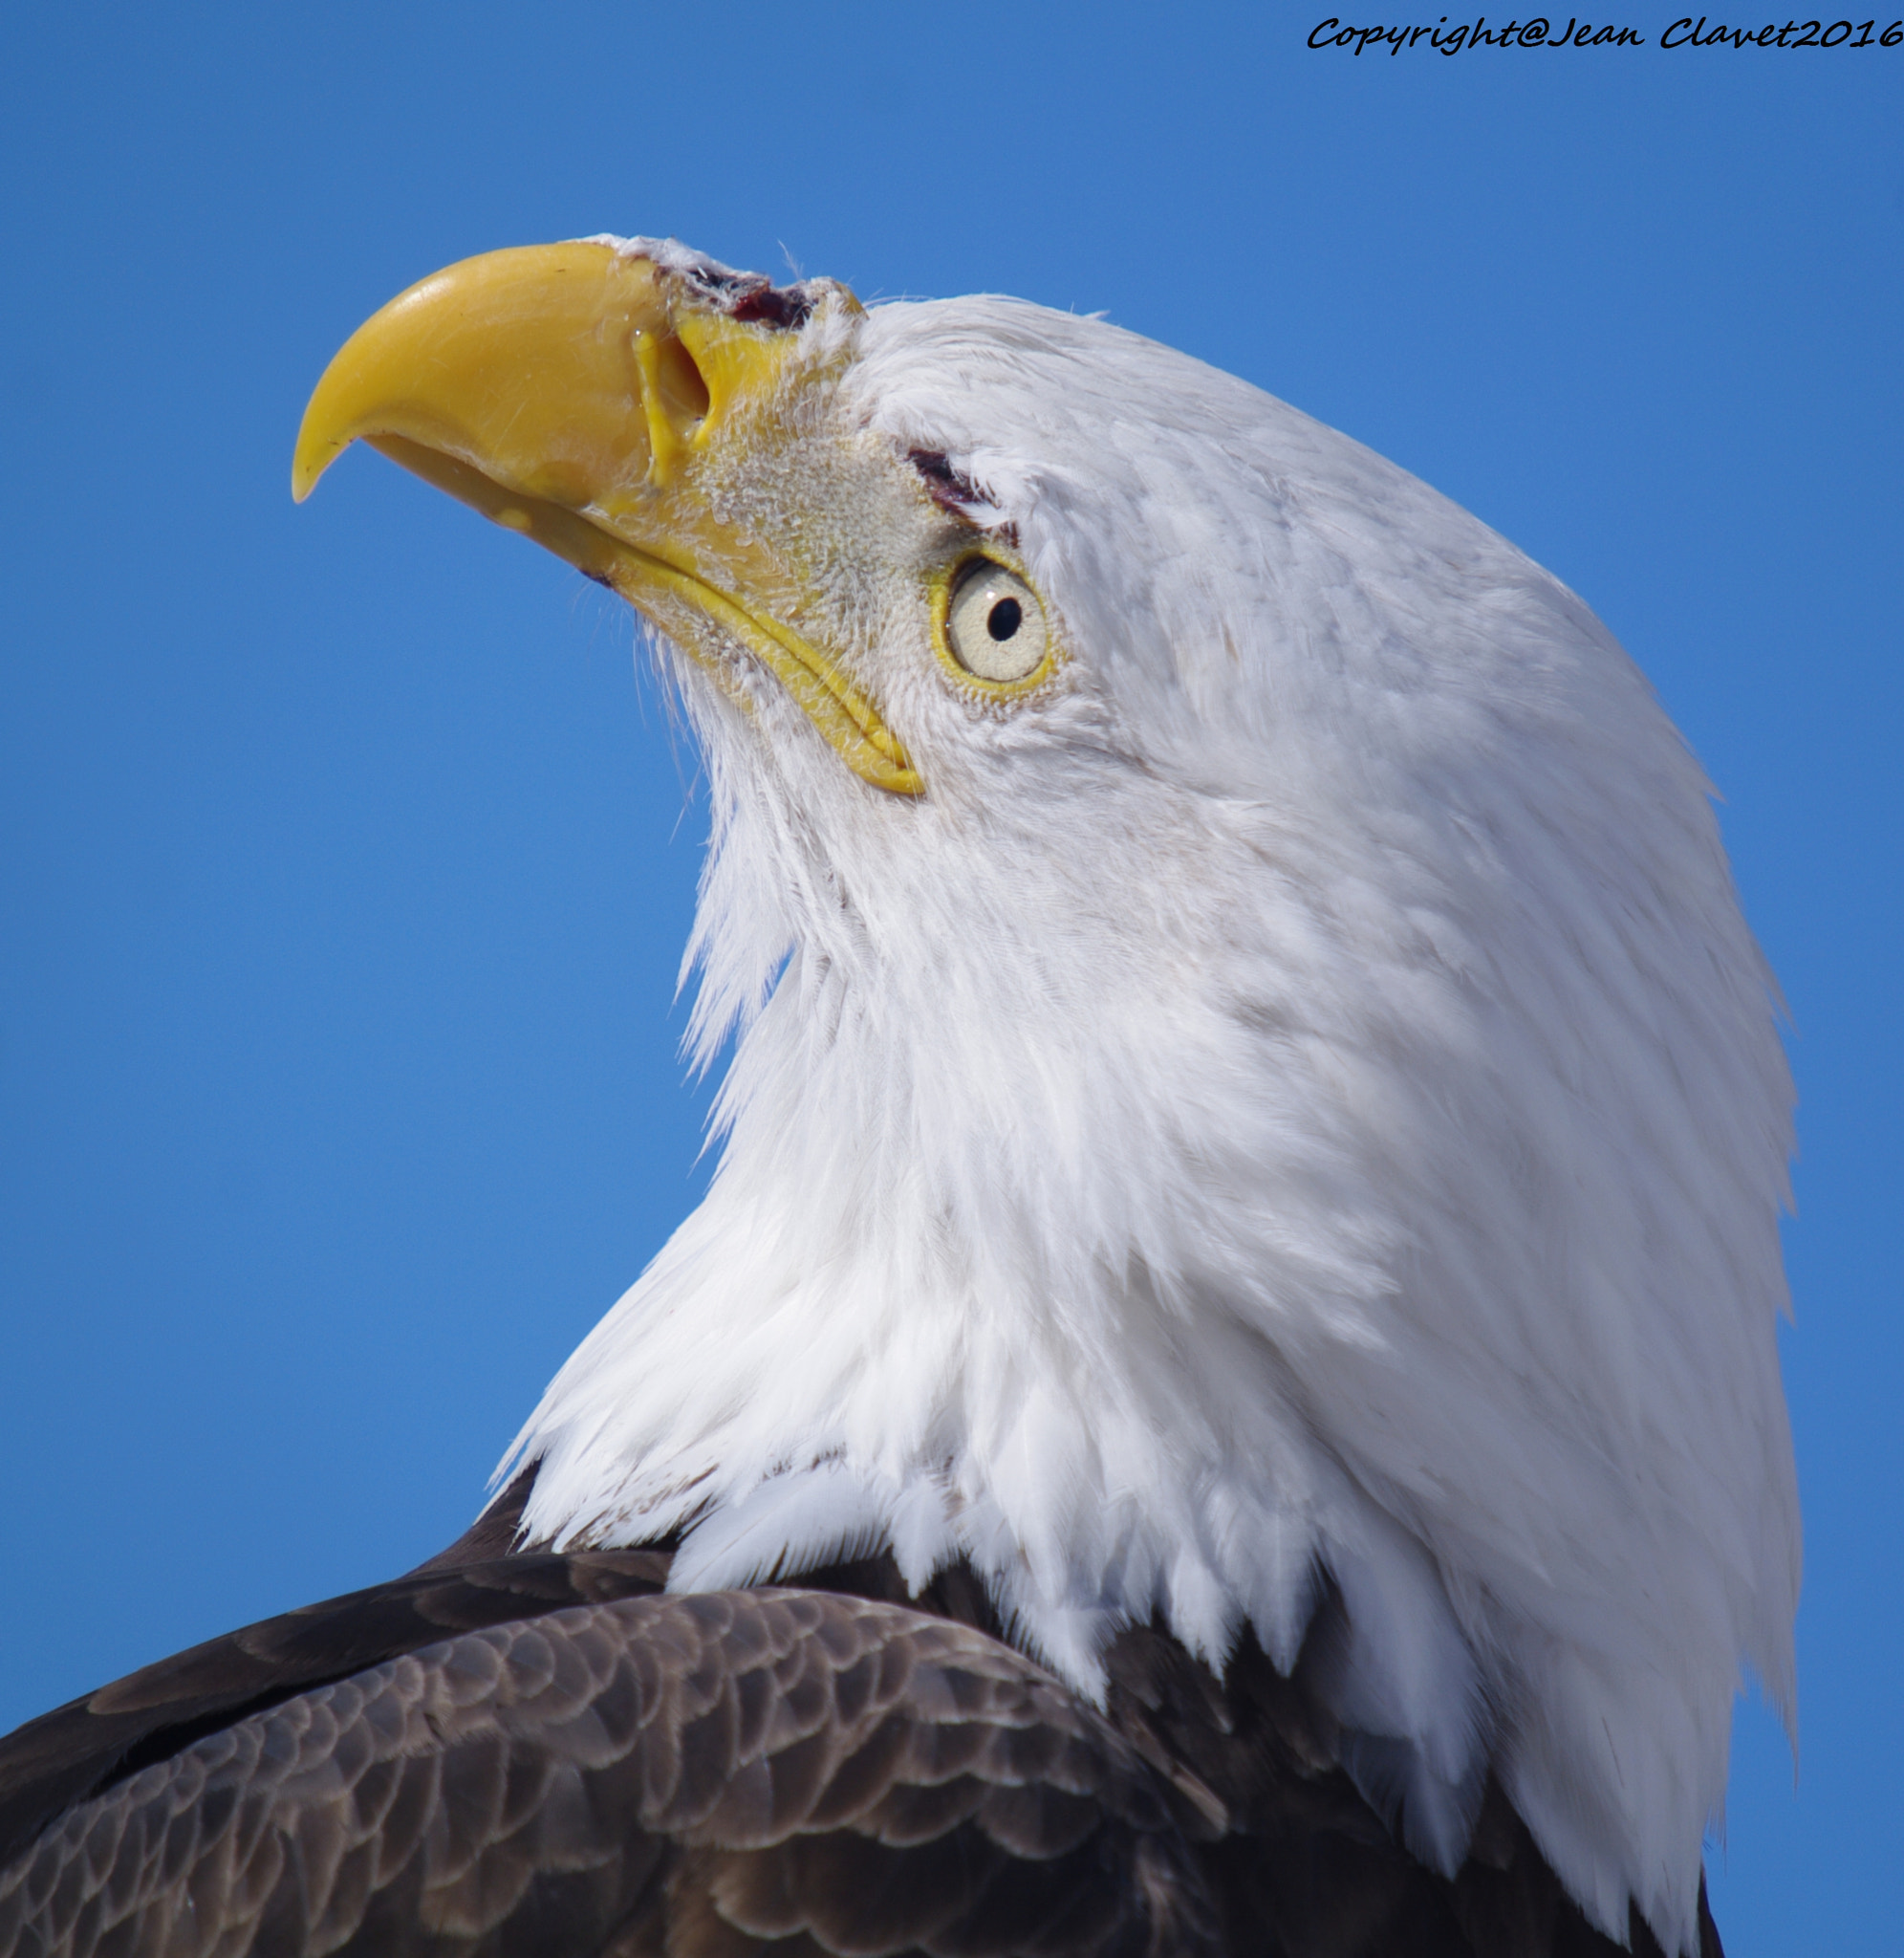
[986,597,1023,642]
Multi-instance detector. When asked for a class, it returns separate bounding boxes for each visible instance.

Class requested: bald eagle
[0,239,1796,1958]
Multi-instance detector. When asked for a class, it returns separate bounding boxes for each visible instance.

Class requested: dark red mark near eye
[907,449,993,516]
[727,286,813,329]
[682,264,815,330]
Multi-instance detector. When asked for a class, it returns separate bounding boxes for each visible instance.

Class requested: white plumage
[500,252,1798,1957]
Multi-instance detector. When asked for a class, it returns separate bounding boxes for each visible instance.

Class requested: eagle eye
[941,558,1049,687]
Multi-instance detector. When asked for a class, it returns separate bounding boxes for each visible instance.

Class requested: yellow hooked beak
[293,242,921,795]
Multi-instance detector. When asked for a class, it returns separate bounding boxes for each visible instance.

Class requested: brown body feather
[0,1473,1721,1958]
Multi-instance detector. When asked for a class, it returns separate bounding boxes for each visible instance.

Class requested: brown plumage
[0,1471,1720,1958]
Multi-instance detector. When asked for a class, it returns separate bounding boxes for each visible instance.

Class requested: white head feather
[507,250,1799,1956]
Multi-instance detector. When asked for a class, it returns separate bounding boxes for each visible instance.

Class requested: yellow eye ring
[929,554,1060,698]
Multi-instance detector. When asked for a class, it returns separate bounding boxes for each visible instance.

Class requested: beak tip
[291,432,339,504]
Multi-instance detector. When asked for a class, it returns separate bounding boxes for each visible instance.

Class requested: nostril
[653,332,710,423]
[631,328,710,484]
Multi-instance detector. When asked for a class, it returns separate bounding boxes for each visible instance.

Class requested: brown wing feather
[0,1550,671,1877]
[0,1592,1214,1958]
[770,1555,1725,1958]
[0,1460,1724,1958]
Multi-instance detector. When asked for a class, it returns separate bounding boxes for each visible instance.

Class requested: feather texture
[0,1583,1213,1958]
[0,1510,1721,1958]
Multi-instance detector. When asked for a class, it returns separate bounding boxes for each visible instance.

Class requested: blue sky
[1,5,1897,1947]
